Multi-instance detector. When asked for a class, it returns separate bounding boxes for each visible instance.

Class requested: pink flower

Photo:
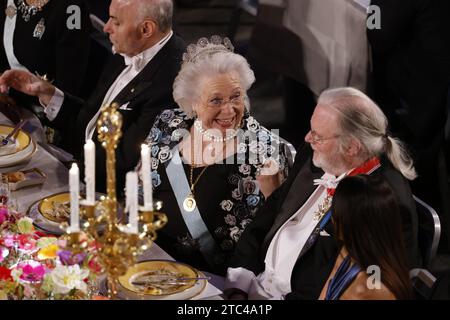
[0,207,8,224]
[17,261,46,283]
[16,234,37,252]
[3,234,15,247]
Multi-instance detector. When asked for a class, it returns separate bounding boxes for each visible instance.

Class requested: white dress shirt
[43,31,173,141]
[226,162,380,300]
[225,173,340,299]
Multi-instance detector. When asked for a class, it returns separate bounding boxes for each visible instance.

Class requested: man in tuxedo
[0,0,185,191]
[225,87,420,300]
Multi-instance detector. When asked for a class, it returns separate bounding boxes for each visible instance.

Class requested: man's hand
[0,69,55,106]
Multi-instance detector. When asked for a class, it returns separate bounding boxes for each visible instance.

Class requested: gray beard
[312,154,350,176]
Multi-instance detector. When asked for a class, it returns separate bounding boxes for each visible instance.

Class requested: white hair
[136,0,173,32]
[318,87,417,180]
[173,50,255,117]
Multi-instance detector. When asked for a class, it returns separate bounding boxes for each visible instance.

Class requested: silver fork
[1,119,26,146]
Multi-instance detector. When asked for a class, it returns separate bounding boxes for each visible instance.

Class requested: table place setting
[0,103,223,300]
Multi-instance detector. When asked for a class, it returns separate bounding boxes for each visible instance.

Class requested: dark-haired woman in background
[318,175,413,300]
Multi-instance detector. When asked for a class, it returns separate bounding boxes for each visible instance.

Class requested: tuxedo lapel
[262,155,323,253]
[97,56,126,102]
[113,80,152,106]
[110,35,177,106]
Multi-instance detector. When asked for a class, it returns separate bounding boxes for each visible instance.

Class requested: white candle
[84,139,95,205]
[141,144,153,210]
[126,171,138,234]
[69,163,80,232]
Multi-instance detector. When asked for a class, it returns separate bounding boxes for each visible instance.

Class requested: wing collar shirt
[43,31,173,141]
[225,172,347,300]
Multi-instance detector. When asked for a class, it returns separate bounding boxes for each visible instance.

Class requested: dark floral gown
[141,108,291,275]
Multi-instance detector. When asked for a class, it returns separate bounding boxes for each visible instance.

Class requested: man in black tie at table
[224,87,420,300]
[0,0,185,192]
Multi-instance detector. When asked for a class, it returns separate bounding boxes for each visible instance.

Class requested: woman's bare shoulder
[341,272,396,300]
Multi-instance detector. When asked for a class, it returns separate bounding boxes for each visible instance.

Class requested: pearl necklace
[194,119,238,142]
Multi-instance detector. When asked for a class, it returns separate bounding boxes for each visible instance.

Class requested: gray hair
[137,0,173,32]
[318,87,417,180]
[173,49,255,117]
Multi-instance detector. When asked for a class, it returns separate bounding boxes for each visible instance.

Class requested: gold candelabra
[61,103,167,299]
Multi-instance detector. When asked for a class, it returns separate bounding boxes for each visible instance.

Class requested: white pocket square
[119,103,132,111]
[319,230,331,237]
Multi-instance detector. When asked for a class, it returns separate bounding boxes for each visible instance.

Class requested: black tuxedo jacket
[229,144,419,299]
[50,34,186,192]
[0,0,91,106]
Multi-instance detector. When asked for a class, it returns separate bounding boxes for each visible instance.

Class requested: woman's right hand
[0,69,55,106]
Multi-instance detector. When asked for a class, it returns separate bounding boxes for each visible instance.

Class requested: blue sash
[165,146,220,268]
[325,255,362,300]
[299,209,333,257]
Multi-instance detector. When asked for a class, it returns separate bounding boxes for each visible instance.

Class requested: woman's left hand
[256,159,284,198]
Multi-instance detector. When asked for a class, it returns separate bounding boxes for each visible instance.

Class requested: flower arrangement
[0,206,103,300]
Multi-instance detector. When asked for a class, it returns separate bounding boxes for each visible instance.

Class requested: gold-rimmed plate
[117,260,207,300]
[38,192,71,223]
[28,192,124,235]
[0,124,36,167]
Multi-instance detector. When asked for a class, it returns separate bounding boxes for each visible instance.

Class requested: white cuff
[42,87,64,121]
[225,267,256,294]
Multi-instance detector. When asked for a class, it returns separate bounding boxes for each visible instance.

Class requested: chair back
[414,195,441,269]
[410,268,437,299]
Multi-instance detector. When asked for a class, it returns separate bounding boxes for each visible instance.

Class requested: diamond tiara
[182,35,235,64]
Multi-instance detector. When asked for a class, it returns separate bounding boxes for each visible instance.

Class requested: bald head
[104,0,173,56]
[135,0,173,32]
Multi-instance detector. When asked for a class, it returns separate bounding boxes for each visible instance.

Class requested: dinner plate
[0,125,36,167]
[27,192,124,235]
[115,260,207,300]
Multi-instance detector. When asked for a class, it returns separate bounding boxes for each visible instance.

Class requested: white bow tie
[123,54,144,71]
[313,172,347,190]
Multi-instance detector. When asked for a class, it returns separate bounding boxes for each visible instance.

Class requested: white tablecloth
[0,110,223,300]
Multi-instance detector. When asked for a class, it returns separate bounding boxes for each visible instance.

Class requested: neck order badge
[313,157,381,221]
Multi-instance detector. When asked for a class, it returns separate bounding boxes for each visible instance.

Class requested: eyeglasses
[308,130,341,145]
[205,93,243,109]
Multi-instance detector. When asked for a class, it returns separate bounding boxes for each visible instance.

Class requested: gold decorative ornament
[183,159,208,212]
[5,5,16,18]
[314,195,332,221]
[60,103,167,299]
[17,0,49,22]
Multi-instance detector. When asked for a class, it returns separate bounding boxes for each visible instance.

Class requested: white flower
[158,146,172,163]
[169,118,183,128]
[267,145,276,156]
[171,129,183,141]
[17,217,34,234]
[151,157,159,170]
[249,141,267,155]
[246,116,260,133]
[237,143,247,154]
[50,265,89,295]
[220,200,233,212]
[239,164,251,175]
[229,226,242,242]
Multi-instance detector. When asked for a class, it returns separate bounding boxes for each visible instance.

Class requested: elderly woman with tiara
[141,35,293,275]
